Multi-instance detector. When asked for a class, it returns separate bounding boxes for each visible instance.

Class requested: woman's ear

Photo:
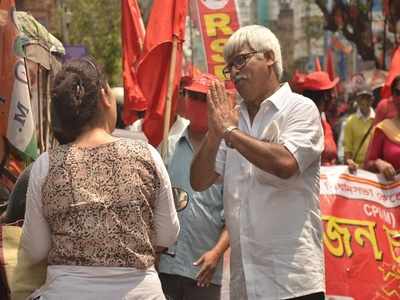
[100,85,113,109]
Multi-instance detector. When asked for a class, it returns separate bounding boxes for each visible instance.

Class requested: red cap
[184,73,218,94]
[301,71,339,91]
[290,70,307,92]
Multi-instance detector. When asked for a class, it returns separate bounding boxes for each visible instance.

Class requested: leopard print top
[42,139,160,269]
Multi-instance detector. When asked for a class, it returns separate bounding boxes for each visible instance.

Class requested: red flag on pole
[314,57,322,71]
[121,0,146,125]
[326,48,336,81]
[138,0,188,146]
[381,47,400,99]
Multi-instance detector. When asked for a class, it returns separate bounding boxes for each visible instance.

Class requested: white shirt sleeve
[215,140,227,177]
[147,144,180,247]
[20,152,51,264]
[281,100,324,173]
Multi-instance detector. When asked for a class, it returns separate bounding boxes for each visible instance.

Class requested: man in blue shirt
[158,74,229,300]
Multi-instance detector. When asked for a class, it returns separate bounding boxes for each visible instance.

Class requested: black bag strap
[352,124,373,162]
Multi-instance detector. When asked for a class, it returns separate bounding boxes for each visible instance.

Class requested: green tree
[63,0,122,85]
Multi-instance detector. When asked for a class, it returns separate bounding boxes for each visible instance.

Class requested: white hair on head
[224,25,283,79]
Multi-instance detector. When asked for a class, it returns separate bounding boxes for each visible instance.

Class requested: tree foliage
[64,0,122,85]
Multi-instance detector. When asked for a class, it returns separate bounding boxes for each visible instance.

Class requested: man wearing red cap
[301,71,339,166]
[191,25,325,300]
[158,73,229,300]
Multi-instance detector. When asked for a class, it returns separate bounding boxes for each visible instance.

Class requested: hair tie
[76,79,85,100]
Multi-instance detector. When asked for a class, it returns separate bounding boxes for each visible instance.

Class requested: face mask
[185,98,208,133]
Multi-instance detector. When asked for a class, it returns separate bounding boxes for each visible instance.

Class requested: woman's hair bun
[51,58,106,141]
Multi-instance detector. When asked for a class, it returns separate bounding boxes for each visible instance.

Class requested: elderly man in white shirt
[190,25,325,300]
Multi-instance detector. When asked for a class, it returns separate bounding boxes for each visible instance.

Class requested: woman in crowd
[364,76,400,181]
[301,71,339,166]
[20,57,179,300]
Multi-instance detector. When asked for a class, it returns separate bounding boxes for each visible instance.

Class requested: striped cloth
[0,225,46,300]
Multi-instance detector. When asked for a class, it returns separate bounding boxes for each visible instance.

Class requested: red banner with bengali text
[195,0,240,80]
[321,166,400,300]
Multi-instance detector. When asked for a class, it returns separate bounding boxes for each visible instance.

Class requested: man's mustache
[233,74,248,83]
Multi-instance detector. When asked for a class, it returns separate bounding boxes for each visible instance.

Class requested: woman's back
[43,139,159,269]
[19,57,178,299]
[22,138,178,300]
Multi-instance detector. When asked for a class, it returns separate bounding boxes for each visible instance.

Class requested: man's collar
[262,82,291,110]
[178,127,190,143]
[356,107,375,120]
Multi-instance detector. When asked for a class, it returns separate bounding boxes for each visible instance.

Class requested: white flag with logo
[6,58,37,159]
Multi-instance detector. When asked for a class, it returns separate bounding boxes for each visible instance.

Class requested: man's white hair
[224,25,283,79]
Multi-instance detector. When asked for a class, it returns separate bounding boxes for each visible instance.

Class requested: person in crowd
[110,87,148,141]
[301,71,339,166]
[0,164,31,224]
[373,75,400,125]
[364,76,400,181]
[343,88,375,173]
[190,25,325,300]
[20,57,179,300]
[112,86,126,129]
[158,73,229,300]
[335,94,361,164]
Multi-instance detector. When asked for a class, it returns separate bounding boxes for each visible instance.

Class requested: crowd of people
[1,24,400,300]
[291,66,400,181]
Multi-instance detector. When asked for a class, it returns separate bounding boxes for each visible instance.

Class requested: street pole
[60,0,70,44]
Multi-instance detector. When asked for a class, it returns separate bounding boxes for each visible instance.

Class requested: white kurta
[21,142,179,300]
[215,83,325,300]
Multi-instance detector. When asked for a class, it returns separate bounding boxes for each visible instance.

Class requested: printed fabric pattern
[41,140,160,269]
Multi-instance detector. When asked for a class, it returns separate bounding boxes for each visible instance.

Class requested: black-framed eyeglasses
[222,51,262,79]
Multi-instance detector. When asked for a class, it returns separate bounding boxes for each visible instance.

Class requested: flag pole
[161,35,178,160]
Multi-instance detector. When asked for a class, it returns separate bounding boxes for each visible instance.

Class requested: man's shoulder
[381,97,393,104]
[376,97,392,109]
[283,90,319,116]
[281,86,317,106]
[346,113,358,123]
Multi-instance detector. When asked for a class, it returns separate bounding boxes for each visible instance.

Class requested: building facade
[15,0,57,31]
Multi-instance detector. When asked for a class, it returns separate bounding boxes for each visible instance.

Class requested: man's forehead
[229,44,252,58]
[357,95,371,102]
[237,45,252,53]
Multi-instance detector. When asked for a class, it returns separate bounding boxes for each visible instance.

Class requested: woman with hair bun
[20,57,179,300]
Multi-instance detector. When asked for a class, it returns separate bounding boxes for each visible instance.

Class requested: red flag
[381,47,400,99]
[0,0,16,137]
[326,48,336,81]
[383,0,390,17]
[314,57,322,71]
[138,0,188,146]
[121,0,146,125]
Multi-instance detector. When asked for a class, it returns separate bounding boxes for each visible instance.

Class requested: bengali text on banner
[321,166,400,300]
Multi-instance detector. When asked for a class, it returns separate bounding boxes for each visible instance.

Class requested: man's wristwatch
[223,126,239,148]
